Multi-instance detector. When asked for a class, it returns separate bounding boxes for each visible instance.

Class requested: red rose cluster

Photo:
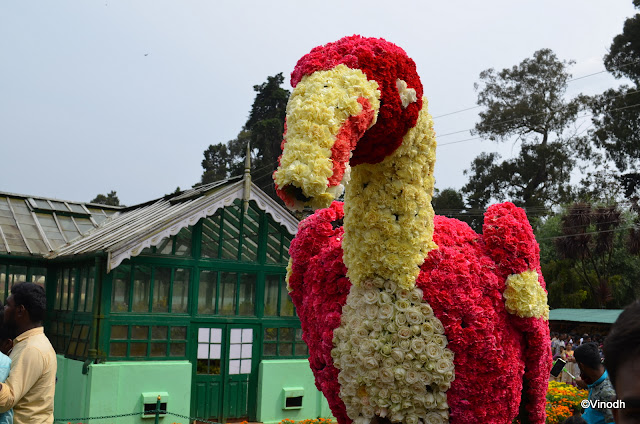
[290,35,423,166]
[287,202,551,424]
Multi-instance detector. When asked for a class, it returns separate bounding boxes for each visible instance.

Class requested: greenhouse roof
[48,176,299,271]
[0,191,121,256]
[549,308,623,324]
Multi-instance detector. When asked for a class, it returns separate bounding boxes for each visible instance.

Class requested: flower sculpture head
[274,35,424,210]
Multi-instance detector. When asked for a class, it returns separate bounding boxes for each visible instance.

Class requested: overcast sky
[0,1,635,206]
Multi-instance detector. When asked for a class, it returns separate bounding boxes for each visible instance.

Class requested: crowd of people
[550,332,606,386]
[550,301,640,424]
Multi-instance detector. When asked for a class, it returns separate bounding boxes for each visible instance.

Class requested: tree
[432,187,476,229]
[590,1,640,204]
[463,49,584,211]
[200,74,290,202]
[540,203,640,309]
[91,191,120,206]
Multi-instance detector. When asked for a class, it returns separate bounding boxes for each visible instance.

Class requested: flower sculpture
[274,36,551,424]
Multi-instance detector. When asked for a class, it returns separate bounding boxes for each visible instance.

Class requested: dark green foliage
[432,187,477,230]
[200,73,290,202]
[91,190,120,206]
[538,203,640,309]
[604,1,640,84]
[463,49,583,210]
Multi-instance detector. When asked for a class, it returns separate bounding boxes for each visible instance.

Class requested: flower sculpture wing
[276,36,551,424]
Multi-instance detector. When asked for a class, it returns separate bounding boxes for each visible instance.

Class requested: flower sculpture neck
[343,99,437,290]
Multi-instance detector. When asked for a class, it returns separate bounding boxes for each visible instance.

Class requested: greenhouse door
[192,324,258,422]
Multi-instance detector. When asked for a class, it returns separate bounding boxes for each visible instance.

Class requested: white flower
[383,280,396,294]
[433,334,447,348]
[399,339,411,352]
[436,358,454,374]
[409,288,423,303]
[362,289,380,304]
[379,368,394,383]
[396,289,410,300]
[363,356,379,370]
[395,312,408,326]
[379,304,394,319]
[406,308,424,325]
[398,326,412,339]
[420,303,434,318]
[394,367,406,381]
[380,292,393,304]
[405,370,420,384]
[390,348,405,363]
[395,299,411,311]
[432,318,445,334]
[425,342,442,359]
[424,411,445,424]
[364,304,379,320]
[411,338,426,354]
[390,393,402,405]
[421,322,434,338]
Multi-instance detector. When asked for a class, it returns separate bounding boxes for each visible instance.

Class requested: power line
[436,89,640,139]
[431,58,640,120]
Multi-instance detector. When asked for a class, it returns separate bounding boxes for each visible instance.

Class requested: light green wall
[257,359,334,424]
[55,355,91,419]
[55,357,191,424]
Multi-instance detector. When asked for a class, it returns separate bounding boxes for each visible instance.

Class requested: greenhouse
[0,175,331,423]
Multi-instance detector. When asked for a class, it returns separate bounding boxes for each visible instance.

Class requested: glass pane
[238,273,255,316]
[197,359,220,375]
[264,275,279,316]
[221,206,241,260]
[76,341,87,357]
[61,268,69,310]
[111,265,131,312]
[79,325,90,340]
[295,342,308,357]
[151,326,168,340]
[157,237,173,255]
[130,342,147,357]
[174,227,192,257]
[110,342,127,357]
[30,267,47,290]
[0,265,6,302]
[280,327,294,341]
[263,343,277,356]
[67,340,78,356]
[264,328,277,341]
[68,203,87,214]
[170,343,186,357]
[197,270,217,315]
[78,268,87,312]
[131,325,148,340]
[201,213,221,259]
[172,268,189,313]
[229,359,241,375]
[132,265,151,312]
[278,343,293,357]
[150,343,166,357]
[218,272,236,316]
[266,223,282,264]
[240,206,260,262]
[85,266,95,312]
[152,268,171,313]
[170,326,187,340]
[240,359,251,374]
[280,280,294,317]
[68,268,76,311]
[282,236,292,264]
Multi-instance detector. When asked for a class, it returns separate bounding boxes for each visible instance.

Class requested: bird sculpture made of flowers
[273,36,551,424]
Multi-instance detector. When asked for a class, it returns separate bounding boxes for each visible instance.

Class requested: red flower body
[287,202,551,424]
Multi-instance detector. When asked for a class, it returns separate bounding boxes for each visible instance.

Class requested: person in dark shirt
[604,300,640,424]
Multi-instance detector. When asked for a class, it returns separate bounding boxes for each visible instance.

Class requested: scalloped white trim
[108,182,298,272]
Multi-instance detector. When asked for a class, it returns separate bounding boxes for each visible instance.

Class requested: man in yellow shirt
[0,282,56,423]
